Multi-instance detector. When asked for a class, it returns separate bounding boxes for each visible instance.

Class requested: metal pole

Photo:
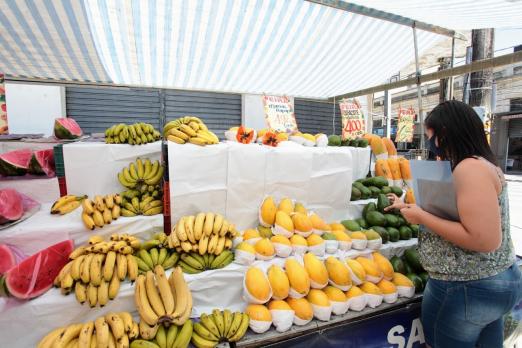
[384,89,391,138]
[413,25,424,150]
[448,36,456,100]
[463,46,473,104]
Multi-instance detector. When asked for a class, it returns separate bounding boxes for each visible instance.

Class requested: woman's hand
[397,204,425,224]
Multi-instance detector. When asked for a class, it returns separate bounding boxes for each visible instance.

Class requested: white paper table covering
[0,203,163,255]
[0,141,58,153]
[63,141,161,197]
[0,238,416,347]
[0,176,59,203]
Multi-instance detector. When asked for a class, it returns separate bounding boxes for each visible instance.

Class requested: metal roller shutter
[294,99,339,135]
[66,87,161,134]
[165,90,241,139]
[509,118,522,138]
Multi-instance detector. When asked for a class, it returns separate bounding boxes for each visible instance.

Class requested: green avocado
[377,194,391,212]
[402,259,414,274]
[349,139,358,147]
[397,216,407,226]
[328,135,341,146]
[387,227,400,242]
[368,186,381,198]
[390,186,404,197]
[358,138,369,148]
[380,186,392,194]
[356,178,366,184]
[399,226,412,240]
[341,220,361,232]
[359,186,371,199]
[356,218,368,229]
[372,176,389,188]
[410,224,420,238]
[366,211,386,227]
[390,256,406,274]
[404,248,423,272]
[371,226,389,244]
[363,202,377,219]
[351,186,362,201]
[384,214,400,227]
[341,139,351,146]
[406,273,424,292]
[419,272,429,289]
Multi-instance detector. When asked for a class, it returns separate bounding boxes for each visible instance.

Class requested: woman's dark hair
[425,100,496,168]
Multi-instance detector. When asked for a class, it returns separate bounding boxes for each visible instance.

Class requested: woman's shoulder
[454,157,502,190]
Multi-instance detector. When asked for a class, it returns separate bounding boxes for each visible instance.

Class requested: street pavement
[506,174,522,256]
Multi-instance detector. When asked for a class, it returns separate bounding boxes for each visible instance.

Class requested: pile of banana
[132,320,193,348]
[192,310,250,347]
[136,234,180,273]
[178,251,233,274]
[106,122,161,145]
[54,234,140,307]
[168,213,238,255]
[37,311,139,348]
[135,266,192,328]
[50,194,87,215]
[164,116,219,146]
[81,194,122,230]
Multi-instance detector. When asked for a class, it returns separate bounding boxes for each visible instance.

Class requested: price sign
[340,99,365,140]
[395,106,416,143]
[0,74,7,135]
[262,95,298,133]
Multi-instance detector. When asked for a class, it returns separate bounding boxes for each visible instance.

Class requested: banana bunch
[135,233,179,273]
[37,311,139,348]
[121,195,163,217]
[106,122,161,145]
[164,116,219,146]
[178,251,233,274]
[192,310,250,347]
[50,194,87,215]
[81,194,122,230]
[135,266,192,327]
[130,320,193,348]
[168,213,238,256]
[121,186,161,201]
[54,234,140,307]
[118,158,164,191]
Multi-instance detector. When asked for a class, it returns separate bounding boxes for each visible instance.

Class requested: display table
[62,141,161,197]
[168,142,371,230]
[0,140,59,153]
[0,238,416,347]
[0,203,163,255]
[0,176,59,203]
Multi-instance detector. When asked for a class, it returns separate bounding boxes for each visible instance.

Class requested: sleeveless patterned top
[418,162,515,281]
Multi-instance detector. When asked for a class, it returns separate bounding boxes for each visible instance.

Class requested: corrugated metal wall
[294,99,339,135]
[165,90,241,139]
[66,87,161,134]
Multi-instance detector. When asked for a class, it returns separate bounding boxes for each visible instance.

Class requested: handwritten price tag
[340,100,365,140]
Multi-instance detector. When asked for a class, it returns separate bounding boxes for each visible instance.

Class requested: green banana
[172,320,193,348]
[180,254,205,270]
[161,252,179,269]
[210,250,232,269]
[178,261,202,274]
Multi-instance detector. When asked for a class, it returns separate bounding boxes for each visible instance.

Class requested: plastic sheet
[0,177,59,203]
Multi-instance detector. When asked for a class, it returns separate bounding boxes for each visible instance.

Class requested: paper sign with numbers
[395,106,416,143]
[340,99,365,140]
[262,95,298,133]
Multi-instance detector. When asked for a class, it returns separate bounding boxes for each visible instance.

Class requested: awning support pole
[448,36,456,100]
[413,24,424,149]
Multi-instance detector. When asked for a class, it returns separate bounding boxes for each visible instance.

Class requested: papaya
[398,158,411,181]
[405,188,416,204]
[375,159,393,183]
[382,137,397,157]
[236,126,255,144]
[370,136,387,157]
[387,158,402,181]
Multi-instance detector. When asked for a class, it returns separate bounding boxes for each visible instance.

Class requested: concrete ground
[506,174,522,256]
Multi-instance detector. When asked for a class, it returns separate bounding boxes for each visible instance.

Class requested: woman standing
[385,100,521,348]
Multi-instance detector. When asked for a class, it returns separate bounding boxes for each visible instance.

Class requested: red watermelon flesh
[54,117,83,139]
[0,189,23,224]
[0,149,32,176]
[0,244,16,275]
[28,148,55,177]
[4,240,73,299]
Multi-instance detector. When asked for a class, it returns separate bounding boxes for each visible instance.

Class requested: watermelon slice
[0,189,23,224]
[28,148,55,177]
[2,240,73,299]
[54,117,83,139]
[0,244,16,275]
[0,149,32,176]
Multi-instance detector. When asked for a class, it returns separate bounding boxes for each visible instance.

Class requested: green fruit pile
[132,320,194,348]
[328,135,369,148]
[390,248,428,293]
[135,234,180,273]
[177,251,234,274]
[192,309,250,347]
[351,176,403,201]
[106,123,161,145]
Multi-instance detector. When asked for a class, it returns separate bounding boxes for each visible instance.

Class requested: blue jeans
[422,263,522,348]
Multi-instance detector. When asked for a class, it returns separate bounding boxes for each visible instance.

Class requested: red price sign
[340,99,365,140]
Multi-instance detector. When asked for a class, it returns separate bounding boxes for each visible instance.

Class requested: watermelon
[0,244,16,275]
[54,117,83,139]
[0,149,32,176]
[0,189,23,224]
[2,240,73,299]
[28,148,55,176]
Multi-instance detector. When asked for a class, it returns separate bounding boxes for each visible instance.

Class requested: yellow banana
[169,267,189,319]
[179,124,197,137]
[126,254,138,281]
[226,312,243,339]
[118,312,134,333]
[114,194,122,205]
[188,137,207,146]
[144,166,164,185]
[105,313,125,340]
[103,209,113,224]
[138,319,159,341]
[105,195,115,209]
[111,204,121,219]
[143,206,162,216]
[131,197,141,214]
[118,171,134,188]
[80,254,94,284]
[71,255,85,280]
[222,309,233,338]
[94,195,106,211]
[81,212,95,231]
[207,234,219,254]
[55,199,82,215]
[50,195,82,213]
[95,317,110,348]
[116,253,128,280]
[135,275,159,326]
[191,332,218,348]
[214,236,226,255]
[189,121,200,131]
[166,325,178,348]
[218,219,229,237]
[87,283,98,307]
[211,309,225,337]
[224,238,232,250]
[54,261,73,287]
[154,265,175,316]
[115,334,129,348]
[194,322,219,342]
[53,323,84,348]
[199,314,220,340]
[136,159,144,179]
[143,159,152,179]
[78,321,94,348]
[37,327,65,348]
[121,208,137,217]
[145,271,166,317]
[198,235,209,256]
[228,313,250,342]
[109,272,120,300]
[82,199,95,215]
[203,213,215,236]
[193,213,205,241]
[103,251,117,282]
[98,280,109,306]
[184,215,196,244]
[169,128,190,141]
[148,161,159,180]
[172,319,193,348]
[212,214,223,235]
[168,227,181,248]
[69,246,87,259]
[75,281,87,304]
[176,217,188,242]
[129,323,139,340]
[92,210,105,228]
[167,134,186,144]
[89,235,104,245]
[90,253,105,286]
[129,163,139,180]
[180,241,192,253]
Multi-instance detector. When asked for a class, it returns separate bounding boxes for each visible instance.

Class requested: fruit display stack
[54,234,140,307]
[287,132,329,147]
[50,194,87,215]
[191,309,250,347]
[135,233,180,273]
[105,123,161,145]
[131,320,193,348]
[81,194,123,230]
[242,252,416,334]
[37,311,139,348]
[166,213,237,273]
[351,176,403,201]
[326,135,369,148]
[389,247,427,294]
[163,116,219,146]
[117,158,164,217]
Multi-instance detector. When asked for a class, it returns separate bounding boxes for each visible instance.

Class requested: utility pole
[438,57,451,103]
[469,29,495,110]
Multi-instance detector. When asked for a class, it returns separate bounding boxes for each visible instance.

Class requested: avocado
[390,186,403,197]
[322,232,337,240]
[402,259,414,274]
[356,218,368,229]
[406,273,424,292]
[371,226,389,244]
[328,135,342,146]
[380,186,392,194]
[356,178,366,183]
[372,176,389,188]
[387,227,400,242]
[384,214,400,227]
[364,229,381,241]
[368,186,381,198]
[366,211,386,227]
[410,224,420,238]
[358,138,369,148]
[399,226,412,240]
[390,256,406,274]
[362,202,377,218]
[341,139,350,146]
[353,181,365,190]
[377,194,391,212]
[349,139,358,147]
[397,216,407,226]
[351,186,362,201]
[359,186,371,199]
[419,272,429,289]
[404,249,423,272]
[341,220,361,232]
